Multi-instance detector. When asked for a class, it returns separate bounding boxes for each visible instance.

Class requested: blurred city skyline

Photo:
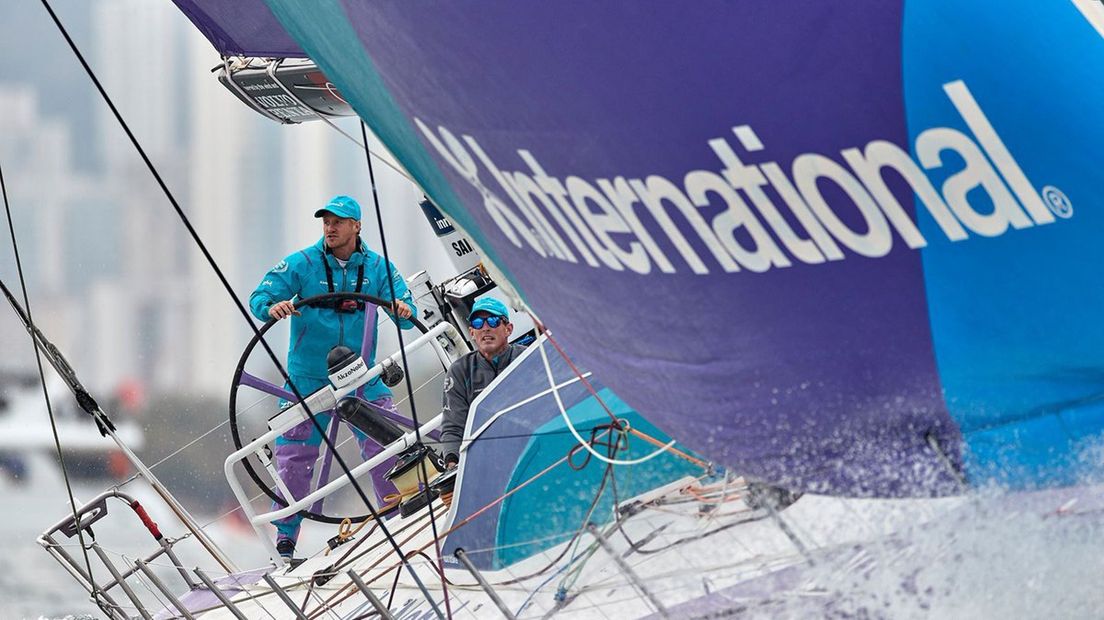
[0,1,455,398]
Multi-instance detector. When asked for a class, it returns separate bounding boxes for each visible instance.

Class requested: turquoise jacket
[249,238,417,401]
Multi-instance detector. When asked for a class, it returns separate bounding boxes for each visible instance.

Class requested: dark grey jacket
[440,344,528,464]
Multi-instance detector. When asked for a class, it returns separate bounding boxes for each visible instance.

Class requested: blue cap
[314,195,362,220]
[468,297,510,321]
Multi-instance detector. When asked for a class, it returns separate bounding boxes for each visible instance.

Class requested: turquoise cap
[314,195,362,220]
[468,297,510,321]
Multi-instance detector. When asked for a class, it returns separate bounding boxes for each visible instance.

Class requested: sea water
[729,485,1104,619]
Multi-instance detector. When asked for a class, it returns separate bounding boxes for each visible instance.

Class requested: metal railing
[224,321,455,561]
[38,489,211,619]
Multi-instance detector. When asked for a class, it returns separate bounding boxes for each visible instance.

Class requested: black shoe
[276,538,296,559]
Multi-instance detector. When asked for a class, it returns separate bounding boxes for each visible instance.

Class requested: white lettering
[411,80,1059,277]
[793,153,893,258]
[916,127,1032,237]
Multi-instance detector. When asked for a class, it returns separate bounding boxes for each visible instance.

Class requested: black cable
[360,121,451,619]
[385,562,403,609]
[633,510,768,556]
[0,154,103,611]
[568,423,622,471]
[37,0,441,610]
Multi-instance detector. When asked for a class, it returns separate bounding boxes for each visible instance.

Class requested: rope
[0,146,102,607]
[316,115,417,185]
[542,331,622,427]
[313,428,615,614]
[627,427,711,469]
[325,518,374,556]
[556,431,626,598]
[359,120,450,619]
[538,339,677,466]
[542,330,714,469]
[37,2,444,611]
[313,422,722,615]
[305,509,442,619]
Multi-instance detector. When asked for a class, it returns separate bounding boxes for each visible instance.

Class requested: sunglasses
[470,315,506,329]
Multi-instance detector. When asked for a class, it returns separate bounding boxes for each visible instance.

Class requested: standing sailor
[249,194,418,559]
[440,297,527,469]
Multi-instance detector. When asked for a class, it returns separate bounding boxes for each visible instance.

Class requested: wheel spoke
[238,371,295,401]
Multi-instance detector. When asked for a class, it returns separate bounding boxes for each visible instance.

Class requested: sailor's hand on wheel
[392,300,412,320]
[269,301,300,320]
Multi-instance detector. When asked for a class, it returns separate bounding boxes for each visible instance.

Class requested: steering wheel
[228,292,434,525]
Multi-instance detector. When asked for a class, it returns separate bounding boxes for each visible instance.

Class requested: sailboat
[170,0,1104,496]
[7,0,1104,617]
[0,371,143,483]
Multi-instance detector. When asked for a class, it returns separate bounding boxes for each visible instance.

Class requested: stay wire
[359,120,452,619]
[38,0,442,612]
[0,156,104,610]
[315,114,416,185]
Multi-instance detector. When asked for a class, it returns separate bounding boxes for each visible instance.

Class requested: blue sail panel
[902,0,1104,487]
[444,342,701,570]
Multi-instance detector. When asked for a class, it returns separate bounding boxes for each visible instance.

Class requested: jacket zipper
[338,264,347,343]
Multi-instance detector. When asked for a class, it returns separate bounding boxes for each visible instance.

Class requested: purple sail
[176,0,1104,497]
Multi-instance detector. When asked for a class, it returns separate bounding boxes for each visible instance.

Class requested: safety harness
[316,243,366,313]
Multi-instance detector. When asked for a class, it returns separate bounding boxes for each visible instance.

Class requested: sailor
[249,194,418,559]
[440,297,527,469]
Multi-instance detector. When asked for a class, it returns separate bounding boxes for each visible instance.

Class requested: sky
[0,0,456,395]
[0,7,458,611]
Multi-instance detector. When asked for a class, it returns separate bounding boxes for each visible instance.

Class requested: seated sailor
[440,297,527,469]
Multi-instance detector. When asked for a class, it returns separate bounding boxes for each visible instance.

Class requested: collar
[316,237,368,265]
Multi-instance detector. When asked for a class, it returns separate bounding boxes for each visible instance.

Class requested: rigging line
[36,0,440,605]
[3,287,232,572]
[385,565,404,609]
[0,153,102,604]
[542,331,622,427]
[319,425,621,614]
[306,513,443,620]
[368,430,622,595]
[297,576,338,620]
[453,424,617,446]
[559,439,621,592]
[359,119,452,620]
[316,115,417,185]
[391,371,447,413]
[177,584,302,619]
[434,427,616,545]
[626,427,710,470]
[117,418,233,489]
[538,339,676,466]
[314,503,439,592]
[495,461,617,590]
[453,529,580,556]
[198,489,268,531]
[126,567,170,615]
[323,438,613,614]
[514,562,572,617]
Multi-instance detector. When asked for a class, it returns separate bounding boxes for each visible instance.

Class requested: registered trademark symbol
[1042,185,1073,219]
